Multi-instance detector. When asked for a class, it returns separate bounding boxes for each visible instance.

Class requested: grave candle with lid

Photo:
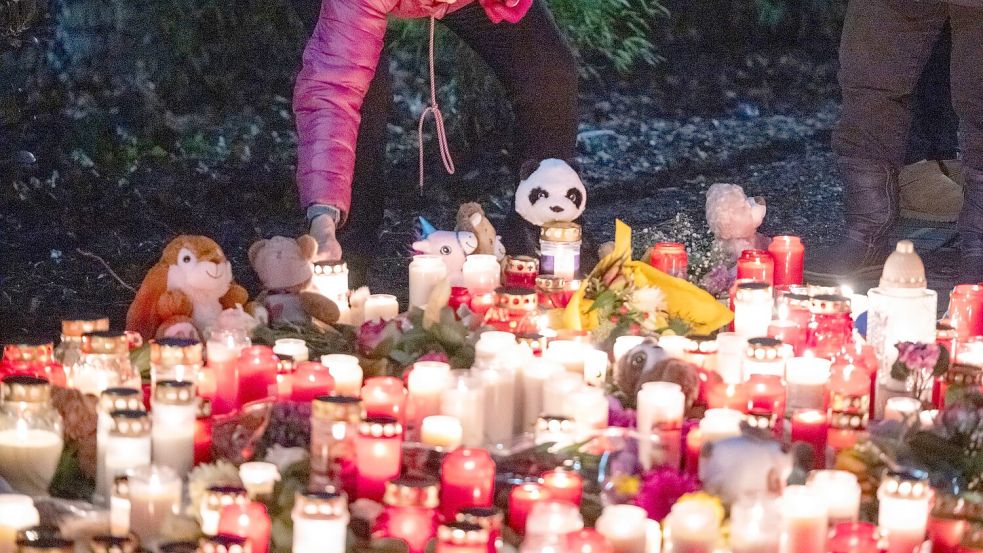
[0,376,64,497]
[1,342,65,386]
[292,491,349,553]
[205,328,249,415]
[55,315,110,377]
[310,395,361,494]
[75,331,139,396]
[440,447,496,521]
[103,409,152,500]
[151,379,196,477]
[540,222,582,281]
[356,417,403,501]
[149,337,202,392]
[377,476,440,553]
[96,387,144,504]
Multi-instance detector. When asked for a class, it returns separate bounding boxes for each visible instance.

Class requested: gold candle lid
[496,287,538,311]
[438,522,488,546]
[204,486,248,510]
[276,354,295,373]
[745,337,784,361]
[535,275,567,291]
[159,542,198,553]
[879,471,931,500]
[99,388,144,414]
[2,375,51,403]
[150,338,203,366]
[809,294,851,315]
[62,316,110,338]
[540,222,582,243]
[313,260,348,275]
[88,534,138,553]
[781,292,812,309]
[109,410,151,437]
[383,476,439,509]
[456,507,504,529]
[685,335,718,354]
[82,331,129,355]
[3,342,55,364]
[947,363,983,386]
[734,281,772,301]
[16,536,74,553]
[197,535,250,553]
[505,256,539,273]
[312,395,362,422]
[154,380,196,405]
[112,475,129,499]
[294,491,347,517]
[745,409,777,431]
[358,416,402,438]
[535,415,575,435]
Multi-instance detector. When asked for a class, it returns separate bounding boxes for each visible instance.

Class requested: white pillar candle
[409,254,448,308]
[364,294,399,322]
[0,424,64,498]
[729,494,781,553]
[525,500,584,537]
[103,410,152,501]
[0,495,38,553]
[742,337,787,379]
[151,380,196,478]
[781,485,828,553]
[614,336,647,367]
[421,415,463,450]
[806,470,861,524]
[292,491,349,553]
[321,354,363,396]
[128,464,181,545]
[239,461,281,499]
[733,282,774,339]
[596,504,650,553]
[542,372,584,418]
[273,338,309,363]
[474,331,517,369]
[699,408,744,443]
[877,473,931,553]
[462,254,502,295]
[520,359,565,430]
[582,348,610,387]
[440,370,485,447]
[96,388,143,504]
[884,396,922,422]
[408,361,452,434]
[478,363,516,446]
[662,500,720,553]
[785,357,832,411]
[637,382,685,469]
[567,386,609,438]
[545,340,588,374]
[657,335,690,359]
[715,332,747,384]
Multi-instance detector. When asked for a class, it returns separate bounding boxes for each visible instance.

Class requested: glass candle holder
[477,363,517,447]
[545,340,588,375]
[96,388,144,504]
[928,494,983,553]
[729,493,782,553]
[205,328,249,416]
[364,294,400,323]
[649,242,688,279]
[361,377,407,423]
[217,502,272,553]
[239,462,280,501]
[541,468,583,506]
[377,476,440,553]
[356,417,403,501]
[473,331,518,370]
[949,284,983,338]
[733,282,774,340]
[310,395,361,494]
[504,256,540,289]
[828,361,871,450]
[636,381,684,470]
[1,341,66,387]
[746,374,786,421]
[536,275,572,310]
[456,507,503,553]
[312,260,350,312]
[715,332,747,384]
[594,504,650,553]
[806,295,854,360]
[321,354,363,397]
[790,409,829,469]
[463,255,502,296]
[699,408,744,443]
[440,448,496,521]
[273,338,309,363]
[768,235,804,287]
[151,380,196,477]
[782,485,828,553]
[523,501,584,553]
[149,338,202,392]
[290,361,334,402]
[0,376,64,497]
[110,476,130,537]
[485,287,540,335]
[127,465,181,545]
[567,529,615,553]
[806,470,861,525]
[567,386,608,439]
[662,500,720,553]
[786,357,831,411]
[878,472,931,553]
[291,491,349,553]
[441,370,486,448]
[421,416,463,450]
[410,255,449,309]
[540,222,582,281]
[436,522,489,553]
[55,315,109,380]
[200,486,248,536]
[195,399,214,466]
[508,486,553,534]
[743,337,786,379]
[74,331,139,397]
[736,249,775,285]
[407,361,452,437]
[104,410,152,501]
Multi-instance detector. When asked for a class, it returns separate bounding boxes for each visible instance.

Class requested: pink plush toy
[705,183,769,259]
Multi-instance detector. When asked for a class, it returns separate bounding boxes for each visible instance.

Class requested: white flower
[630,287,667,315]
[186,460,243,519]
[263,444,309,472]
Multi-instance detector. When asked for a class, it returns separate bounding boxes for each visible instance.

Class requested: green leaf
[130,343,151,381]
[934,345,951,378]
[589,289,619,313]
[891,360,910,382]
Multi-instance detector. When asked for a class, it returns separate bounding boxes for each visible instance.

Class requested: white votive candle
[699,408,744,443]
[321,354,363,396]
[596,504,650,553]
[663,500,720,553]
[421,415,463,450]
[884,396,922,422]
[582,348,610,387]
[151,380,196,478]
[878,473,931,553]
[520,359,564,430]
[545,340,588,374]
[440,370,485,447]
[364,294,399,322]
[567,386,609,438]
[474,331,517,369]
[128,464,181,545]
[542,372,584,418]
[103,410,151,501]
[409,254,448,308]
[733,282,774,339]
[478,363,516,446]
[715,332,747,384]
[462,254,501,295]
[273,338,309,363]
[239,461,281,499]
[729,494,781,553]
[657,335,689,359]
[0,495,38,553]
[408,361,452,433]
[786,357,832,411]
[806,470,861,524]
[637,381,685,469]
[110,476,130,537]
[782,485,828,553]
[292,491,349,553]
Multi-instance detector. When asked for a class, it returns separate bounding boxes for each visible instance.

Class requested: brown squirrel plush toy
[247,235,340,326]
[455,202,506,260]
[126,236,249,340]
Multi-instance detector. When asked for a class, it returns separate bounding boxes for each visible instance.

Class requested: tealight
[239,462,281,500]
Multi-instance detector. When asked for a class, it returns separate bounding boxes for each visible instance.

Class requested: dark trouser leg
[949,6,983,282]
[906,24,959,164]
[337,50,391,286]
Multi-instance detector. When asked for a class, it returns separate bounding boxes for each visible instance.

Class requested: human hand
[309,213,343,261]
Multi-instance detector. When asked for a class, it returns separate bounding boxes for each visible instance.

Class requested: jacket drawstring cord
[418,15,455,191]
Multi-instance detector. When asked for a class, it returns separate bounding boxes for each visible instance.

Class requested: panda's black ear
[519,159,541,181]
[565,159,581,173]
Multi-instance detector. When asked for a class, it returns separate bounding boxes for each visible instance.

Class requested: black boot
[804,157,899,285]
[957,167,983,284]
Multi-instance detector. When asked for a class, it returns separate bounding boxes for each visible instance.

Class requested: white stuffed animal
[705,183,768,259]
[412,217,479,279]
[515,159,587,226]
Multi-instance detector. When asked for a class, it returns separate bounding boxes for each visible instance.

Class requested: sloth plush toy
[502,158,597,270]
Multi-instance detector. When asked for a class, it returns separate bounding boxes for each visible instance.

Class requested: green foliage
[547,0,665,74]
[49,443,95,500]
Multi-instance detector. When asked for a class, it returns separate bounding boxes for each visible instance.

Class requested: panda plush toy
[502,158,597,271]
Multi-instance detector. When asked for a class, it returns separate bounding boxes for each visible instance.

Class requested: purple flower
[417,351,449,364]
[608,396,637,428]
[699,264,735,298]
[358,319,392,357]
[633,466,701,520]
[896,342,941,371]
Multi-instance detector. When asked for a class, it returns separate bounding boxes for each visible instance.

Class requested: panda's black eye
[565,187,584,209]
[439,246,452,255]
[528,187,549,205]
[630,352,646,371]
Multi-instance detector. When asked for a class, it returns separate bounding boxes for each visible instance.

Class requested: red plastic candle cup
[768,236,804,286]
[449,287,473,313]
[1,342,66,386]
[736,249,775,285]
[504,256,540,289]
[361,376,407,423]
[828,522,881,553]
[768,319,806,355]
[290,361,334,402]
[355,416,403,501]
[649,242,689,279]
[508,482,552,534]
[217,501,272,553]
[376,476,440,553]
[236,346,278,405]
[706,381,749,411]
[568,529,615,553]
[684,428,702,476]
[928,515,969,553]
[456,507,504,553]
[195,401,213,465]
[790,409,829,470]
[541,468,583,506]
[196,367,218,402]
[439,448,496,521]
[746,374,786,420]
[949,285,983,338]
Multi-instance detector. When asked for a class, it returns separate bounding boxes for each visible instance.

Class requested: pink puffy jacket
[293,0,476,220]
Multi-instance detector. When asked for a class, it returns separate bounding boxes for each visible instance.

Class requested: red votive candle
[541,468,583,506]
[457,507,504,553]
[706,381,749,411]
[746,374,786,420]
[439,447,496,521]
[504,256,540,289]
[929,517,969,553]
[290,361,334,402]
[768,235,804,286]
[195,400,213,465]
[568,529,615,553]
[736,249,775,285]
[768,319,806,355]
[376,476,440,553]
[1,342,66,386]
[217,501,272,553]
[790,409,828,470]
[449,287,473,313]
[355,416,403,501]
[362,376,407,423]
[684,428,702,476]
[236,346,278,405]
[649,242,688,279]
[949,285,983,338]
[508,482,552,534]
[828,522,881,553]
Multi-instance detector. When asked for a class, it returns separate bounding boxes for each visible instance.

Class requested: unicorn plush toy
[412,217,480,279]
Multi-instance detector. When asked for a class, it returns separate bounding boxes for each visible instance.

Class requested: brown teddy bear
[247,235,340,326]
[455,202,504,260]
